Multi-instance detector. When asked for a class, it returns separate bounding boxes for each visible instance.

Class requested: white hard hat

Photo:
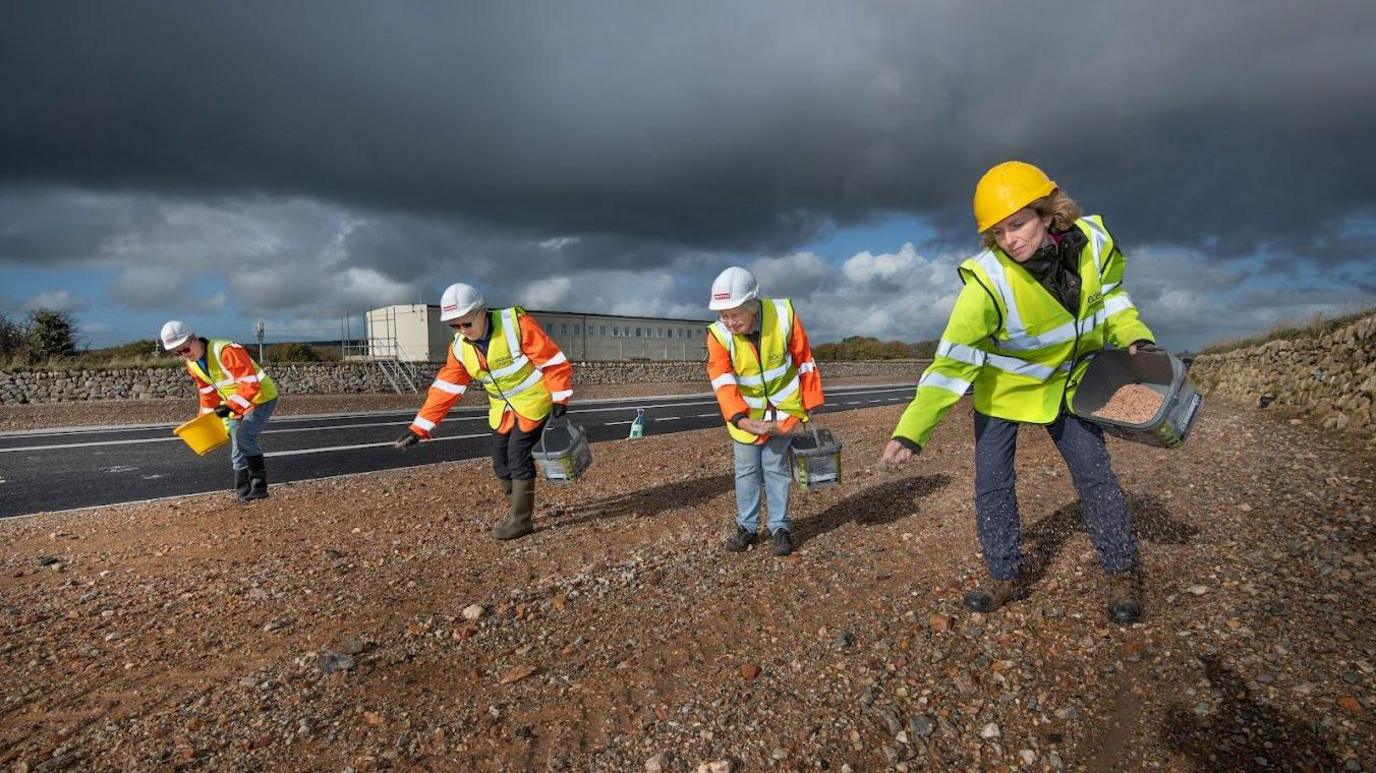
[159,320,194,351]
[438,282,485,322]
[708,266,760,311]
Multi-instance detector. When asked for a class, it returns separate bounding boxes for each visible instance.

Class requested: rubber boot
[234,468,252,503]
[493,478,535,540]
[1106,567,1143,624]
[500,478,513,501]
[245,454,269,501]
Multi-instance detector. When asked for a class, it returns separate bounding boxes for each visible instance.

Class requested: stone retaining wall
[0,359,925,405]
[1190,312,1376,442]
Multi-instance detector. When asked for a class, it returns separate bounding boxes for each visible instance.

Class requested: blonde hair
[980,188,1083,250]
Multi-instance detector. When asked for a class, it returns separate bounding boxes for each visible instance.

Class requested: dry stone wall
[1190,312,1376,442]
[0,359,925,405]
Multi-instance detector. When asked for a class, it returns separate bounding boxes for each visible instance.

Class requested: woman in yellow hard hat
[881,161,1157,624]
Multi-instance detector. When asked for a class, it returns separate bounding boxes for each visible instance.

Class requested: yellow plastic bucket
[173,412,230,456]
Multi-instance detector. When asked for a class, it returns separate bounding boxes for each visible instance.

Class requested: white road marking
[696,412,718,417]
[265,432,487,458]
[604,420,634,426]
[653,417,680,422]
[844,401,861,405]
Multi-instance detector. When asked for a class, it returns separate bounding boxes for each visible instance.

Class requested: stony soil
[1,398,1373,772]
[0,377,904,433]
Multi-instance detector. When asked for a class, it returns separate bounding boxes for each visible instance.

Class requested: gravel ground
[1,398,1373,772]
[0,377,904,433]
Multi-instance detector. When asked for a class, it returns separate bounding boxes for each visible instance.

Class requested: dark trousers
[491,419,546,481]
[973,411,1137,580]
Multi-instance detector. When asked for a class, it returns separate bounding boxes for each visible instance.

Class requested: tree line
[813,336,936,361]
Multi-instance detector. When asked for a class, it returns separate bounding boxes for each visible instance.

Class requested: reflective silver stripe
[214,378,236,389]
[501,368,545,398]
[798,360,817,373]
[710,321,734,359]
[985,352,1058,381]
[1104,293,1136,316]
[711,373,737,390]
[767,372,800,403]
[550,389,573,401]
[1101,280,1120,295]
[936,339,987,367]
[537,351,568,369]
[1078,307,1107,336]
[237,374,260,383]
[1080,217,1107,276]
[229,394,252,408]
[431,378,465,395]
[413,416,435,431]
[500,308,521,354]
[918,371,971,395]
[737,373,764,387]
[489,355,531,380]
[771,298,791,333]
[198,385,216,394]
[997,317,1078,351]
[742,394,767,409]
[761,358,795,382]
[973,250,1028,345]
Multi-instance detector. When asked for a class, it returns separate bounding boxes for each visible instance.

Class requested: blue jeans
[732,435,794,534]
[974,410,1138,579]
[229,398,277,471]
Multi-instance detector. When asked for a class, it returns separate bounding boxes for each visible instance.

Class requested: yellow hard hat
[972,161,1057,233]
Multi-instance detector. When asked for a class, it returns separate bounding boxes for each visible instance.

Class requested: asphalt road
[0,385,915,518]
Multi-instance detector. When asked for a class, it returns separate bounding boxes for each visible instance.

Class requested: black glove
[213,404,232,418]
[550,403,568,419]
[394,430,422,449]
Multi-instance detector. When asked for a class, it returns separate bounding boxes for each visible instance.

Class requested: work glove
[1128,340,1160,356]
[550,403,568,419]
[394,430,422,449]
[213,404,232,418]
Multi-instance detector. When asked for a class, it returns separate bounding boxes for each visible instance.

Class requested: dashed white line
[265,432,487,458]
[654,417,681,422]
[604,420,634,426]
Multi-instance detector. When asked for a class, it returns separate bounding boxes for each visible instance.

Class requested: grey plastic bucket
[789,425,843,491]
[532,417,592,484]
[1068,349,1203,448]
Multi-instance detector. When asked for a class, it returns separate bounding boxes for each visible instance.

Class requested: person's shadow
[547,472,735,528]
[1019,492,1197,586]
[794,474,952,546]
[1160,655,1342,771]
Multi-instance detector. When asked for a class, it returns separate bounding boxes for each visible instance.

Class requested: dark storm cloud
[5,0,1375,263]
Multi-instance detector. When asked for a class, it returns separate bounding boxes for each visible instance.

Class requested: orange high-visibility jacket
[409,311,573,437]
[707,305,824,444]
[189,341,275,417]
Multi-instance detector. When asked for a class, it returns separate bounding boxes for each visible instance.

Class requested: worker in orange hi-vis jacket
[394,282,573,540]
[160,320,280,503]
[706,266,824,558]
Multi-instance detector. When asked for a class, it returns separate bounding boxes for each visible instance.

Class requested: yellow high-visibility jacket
[893,216,1154,447]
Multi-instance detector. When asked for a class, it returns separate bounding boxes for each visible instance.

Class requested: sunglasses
[173,344,194,356]
[450,320,477,329]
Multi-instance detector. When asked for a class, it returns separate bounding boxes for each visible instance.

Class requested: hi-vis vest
[708,298,807,444]
[187,339,278,410]
[894,216,1155,446]
[457,307,553,430]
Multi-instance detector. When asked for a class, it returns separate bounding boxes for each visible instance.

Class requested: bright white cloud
[21,289,74,311]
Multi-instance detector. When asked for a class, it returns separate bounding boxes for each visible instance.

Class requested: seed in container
[1091,383,1164,425]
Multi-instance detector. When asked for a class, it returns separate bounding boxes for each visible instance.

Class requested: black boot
[234,468,252,503]
[245,455,269,501]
